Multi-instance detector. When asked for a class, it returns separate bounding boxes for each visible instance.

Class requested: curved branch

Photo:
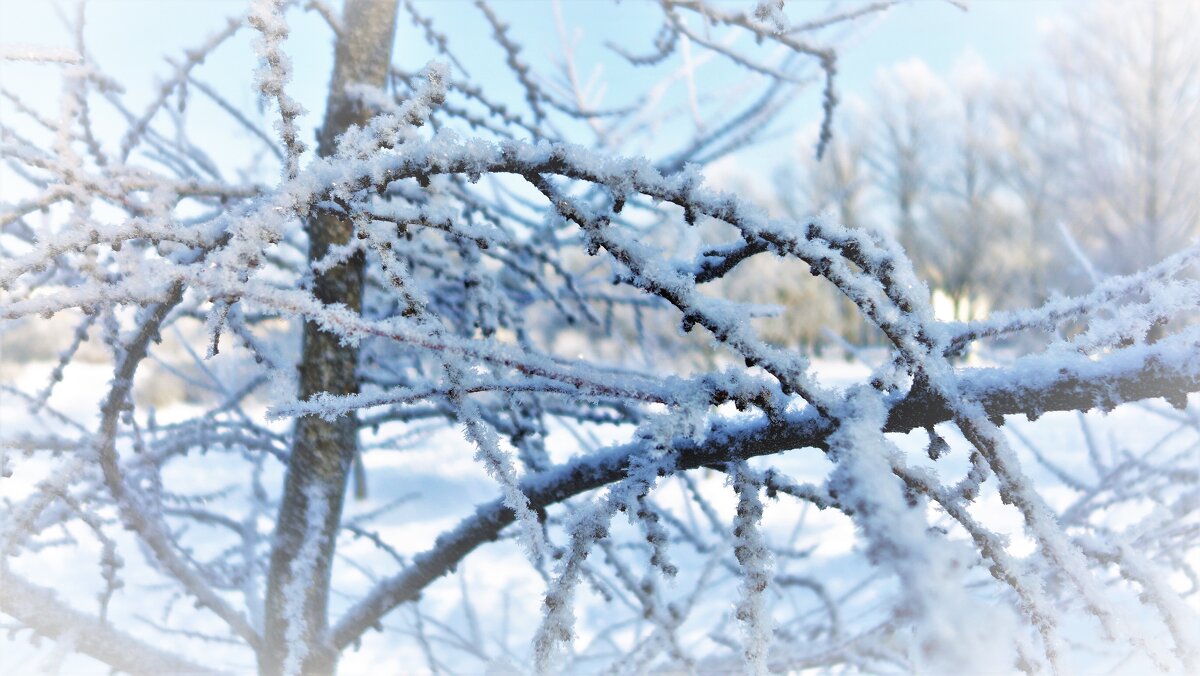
[93,280,260,649]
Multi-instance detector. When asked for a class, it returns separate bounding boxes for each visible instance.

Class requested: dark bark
[260,2,399,674]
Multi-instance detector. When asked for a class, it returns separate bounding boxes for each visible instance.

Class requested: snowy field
[3,353,1196,674]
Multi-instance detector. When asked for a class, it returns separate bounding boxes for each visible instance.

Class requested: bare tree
[868,58,942,267]
[770,113,878,347]
[863,56,1026,321]
[1043,0,1200,278]
[920,57,1021,320]
[989,80,1068,305]
[2,1,1198,675]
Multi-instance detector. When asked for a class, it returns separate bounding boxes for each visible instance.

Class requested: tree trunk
[260,2,399,674]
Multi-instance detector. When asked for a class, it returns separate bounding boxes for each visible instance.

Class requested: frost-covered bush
[1,1,1198,675]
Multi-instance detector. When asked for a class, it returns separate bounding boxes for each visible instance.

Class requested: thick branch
[330,332,1200,650]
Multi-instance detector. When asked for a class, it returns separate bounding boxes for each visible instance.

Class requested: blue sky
[0,0,1069,186]
[838,0,1065,91]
